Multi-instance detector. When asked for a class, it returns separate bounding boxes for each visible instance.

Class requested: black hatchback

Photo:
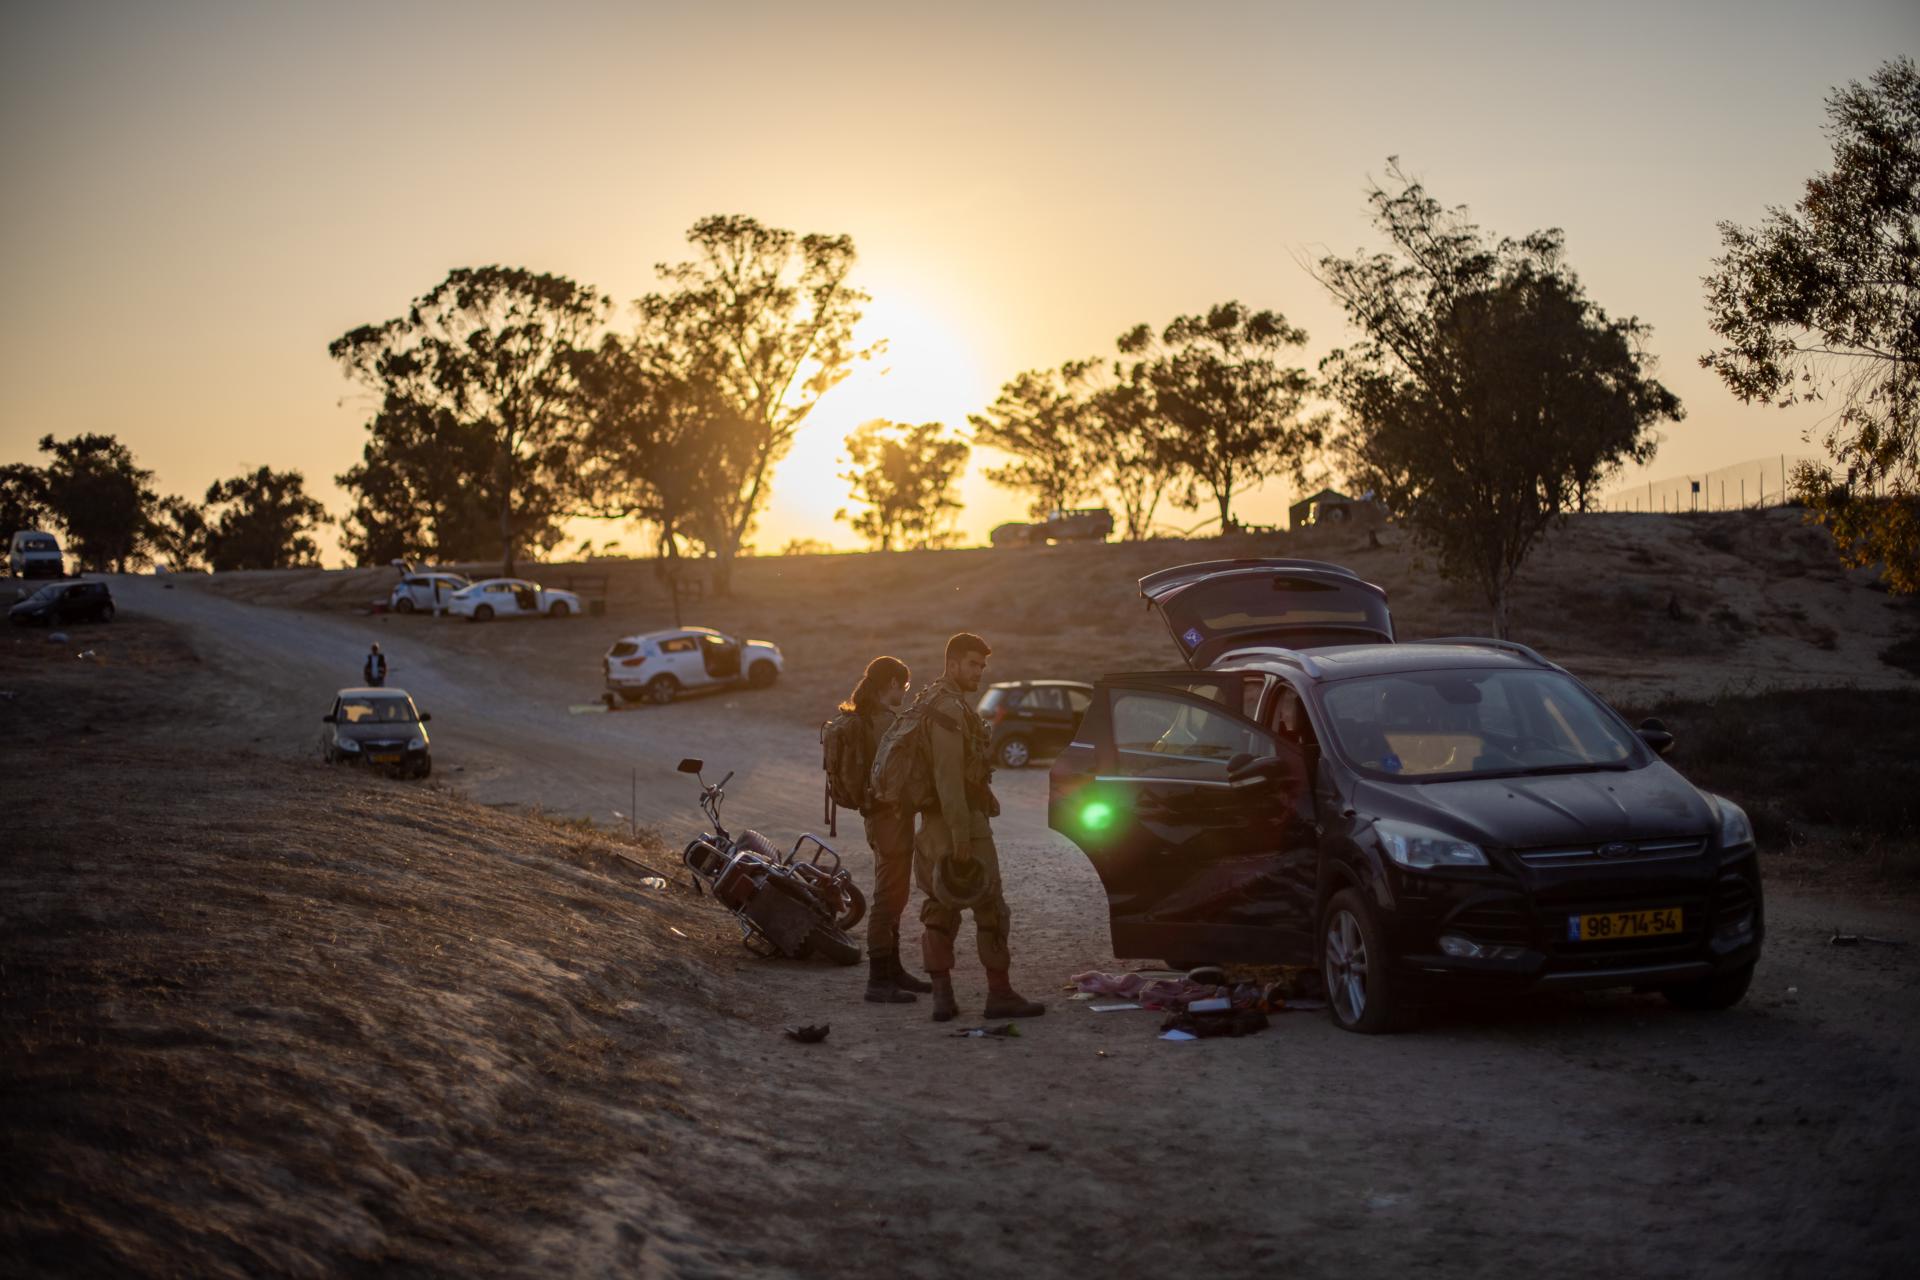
[1048,559,1763,1033]
[9,579,115,626]
[978,680,1094,768]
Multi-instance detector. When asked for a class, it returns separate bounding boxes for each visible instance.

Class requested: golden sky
[3,1,1915,560]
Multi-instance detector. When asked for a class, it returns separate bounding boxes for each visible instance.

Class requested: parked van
[7,531,64,579]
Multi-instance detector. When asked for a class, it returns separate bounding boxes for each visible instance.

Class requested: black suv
[1049,559,1762,1033]
[9,579,115,626]
[978,680,1094,768]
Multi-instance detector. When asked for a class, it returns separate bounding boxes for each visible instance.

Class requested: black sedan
[1049,559,1762,1033]
[978,680,1094,768]
[321,688,433,778]
[10,579,115,626]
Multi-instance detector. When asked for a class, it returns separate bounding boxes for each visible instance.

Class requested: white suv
[603,627,783,704]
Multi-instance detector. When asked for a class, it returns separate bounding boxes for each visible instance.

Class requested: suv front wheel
[1322,888,1404,1034]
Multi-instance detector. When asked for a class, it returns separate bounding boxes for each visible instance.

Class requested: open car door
[1140,559,1392,668]
[1049,675,1318,966]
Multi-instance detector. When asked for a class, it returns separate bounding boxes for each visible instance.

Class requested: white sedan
[389,571,471,614]
[603,627,783,704]
[446,577,582,621]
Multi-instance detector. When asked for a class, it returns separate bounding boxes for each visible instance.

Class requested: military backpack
[820,709,875,837]
[866,684,942,812]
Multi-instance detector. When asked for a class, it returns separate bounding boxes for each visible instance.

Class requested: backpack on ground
[820,711,872,838]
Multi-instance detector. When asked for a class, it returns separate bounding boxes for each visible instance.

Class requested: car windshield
[338,697,418,725]
[23,583,62,602]
[21,537,56,552]
[1318,668,1643,781]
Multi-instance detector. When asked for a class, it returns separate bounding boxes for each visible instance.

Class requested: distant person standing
[833,655,931,1004]
[363,643,387,687]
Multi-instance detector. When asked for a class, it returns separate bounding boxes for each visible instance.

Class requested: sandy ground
[6,516,1920,1277]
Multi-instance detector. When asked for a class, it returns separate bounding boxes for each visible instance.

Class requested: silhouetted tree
[1316,163,1681,637]
[331,267,609,574]
[1085,355,1182,539]
[202,467,327,571]
[570,334,754,571]
[148,494,209,571]
[1703,58,1920,593]
[36,433,157,572]
[1122,303,1320,532]
[0,463,50,539]
[636,216,872,594]
[335,399,505,566]
[970,362,1103,517]
[837,420,970,550]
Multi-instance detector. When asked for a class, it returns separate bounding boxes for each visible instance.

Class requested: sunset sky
[3,1,1915,560]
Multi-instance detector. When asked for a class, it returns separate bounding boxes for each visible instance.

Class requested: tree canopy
[1702,57,1920,592]
[969,362,1103,518]
[635,215,871,591]
[36,433,159,572]
[330,266,609,572]
[837,420,970,551]
[1317,163,1681,636]
[1122,303,1319,532]
[202,467,328,571]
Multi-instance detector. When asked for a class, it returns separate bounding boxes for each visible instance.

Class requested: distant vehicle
[320,687,433,778]
[1049,558,1764,1033]
[389,571,471,614]
[603,627,784,705]
[9,579,113,626]
[991,507,1115,547]
[445,577,581,621]
[977,679,1094,768]
[8,531,64,579]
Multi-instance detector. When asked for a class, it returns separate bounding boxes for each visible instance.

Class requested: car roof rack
[1408,636,1555,669]
[1214,647,1325,678]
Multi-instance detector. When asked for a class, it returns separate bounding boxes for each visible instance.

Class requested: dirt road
[86,577,1920,1277]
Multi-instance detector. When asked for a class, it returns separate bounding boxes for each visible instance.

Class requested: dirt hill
[200,508,1919,719]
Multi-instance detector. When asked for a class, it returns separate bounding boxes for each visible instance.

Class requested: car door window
[1066,688,1092,715]
[1025,687,1067,713]
[1110,689,1278,781]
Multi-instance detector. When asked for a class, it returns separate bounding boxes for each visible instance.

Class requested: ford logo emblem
[1597,841,1637,859]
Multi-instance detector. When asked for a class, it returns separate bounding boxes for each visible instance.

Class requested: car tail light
[620,655,647,667]
[991,705,1007,725]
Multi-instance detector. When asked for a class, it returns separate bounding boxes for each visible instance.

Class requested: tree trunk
[712,542,734,598]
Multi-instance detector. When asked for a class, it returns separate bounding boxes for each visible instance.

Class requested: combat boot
[929,971,959,1022]
[865,953,916,1004]
[982,968,1045,1019]
[886,953,933,994]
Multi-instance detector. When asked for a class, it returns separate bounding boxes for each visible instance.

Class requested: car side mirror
[322,713,335,723]
[419,713,432,722]
[677,757,704,774]
[1637,717,1675,757]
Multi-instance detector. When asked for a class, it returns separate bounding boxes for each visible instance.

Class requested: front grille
[1517,835,1708,868]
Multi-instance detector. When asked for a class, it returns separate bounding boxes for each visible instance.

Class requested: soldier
[913,632,1043,1022]
[838,655,932,1003]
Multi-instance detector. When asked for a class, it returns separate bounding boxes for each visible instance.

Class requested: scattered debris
[1829,932,1906,948]
[638,876,668,890]
[1160,1008,1270,1039]
[669,926,689,939]
[46,631,69,644]
[951,1023,1022,1039]
[1159,1029,1198,1042]
[1089,1002,1145,1013]
[568,704,609,715]
[784,1024,830,1044]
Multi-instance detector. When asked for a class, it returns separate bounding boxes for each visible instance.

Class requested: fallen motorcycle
[677,757,864,965]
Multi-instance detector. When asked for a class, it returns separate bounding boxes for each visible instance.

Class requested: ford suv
[1048,559,1763,1033]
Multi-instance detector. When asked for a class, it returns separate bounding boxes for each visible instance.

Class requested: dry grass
[1,619,768,1276]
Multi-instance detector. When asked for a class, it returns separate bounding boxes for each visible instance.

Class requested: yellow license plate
[1567,907,1683,941]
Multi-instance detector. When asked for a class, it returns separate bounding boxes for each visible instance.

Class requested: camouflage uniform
[859,704,916,960]
[913,675,1011,973]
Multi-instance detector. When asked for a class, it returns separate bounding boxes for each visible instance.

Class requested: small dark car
[9,579,114,626]
[1050,559,1763,1033]
[978,680,1094,768]
[321,687,433,778]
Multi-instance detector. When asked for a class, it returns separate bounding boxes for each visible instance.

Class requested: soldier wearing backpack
[823,655,932,1003]
[868,632,1044,1023]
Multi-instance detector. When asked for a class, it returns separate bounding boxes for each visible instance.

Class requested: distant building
[1288,488,1387,531]
[1289,488,1350,530]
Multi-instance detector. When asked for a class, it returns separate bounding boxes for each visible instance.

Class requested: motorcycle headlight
[407,736,426,751]
[1709,794,1755,851]
[337,738,361,752]
[1375,818,1488,870]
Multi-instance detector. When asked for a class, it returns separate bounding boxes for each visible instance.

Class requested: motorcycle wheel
[803,919,862,967]
[833,879,867,931]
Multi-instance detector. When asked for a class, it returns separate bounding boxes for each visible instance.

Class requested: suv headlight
[408,735,427,750]
[1374,819,1488,869]
[1708,793,1755,851]
[338,738,361,752]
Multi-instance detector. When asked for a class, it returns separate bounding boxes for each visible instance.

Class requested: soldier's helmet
[934,854,993,909]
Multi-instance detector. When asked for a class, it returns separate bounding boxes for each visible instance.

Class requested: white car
[8,530,64,579]
[603,627,784,704]
[389,571,471,614]
[446,577,582,621]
